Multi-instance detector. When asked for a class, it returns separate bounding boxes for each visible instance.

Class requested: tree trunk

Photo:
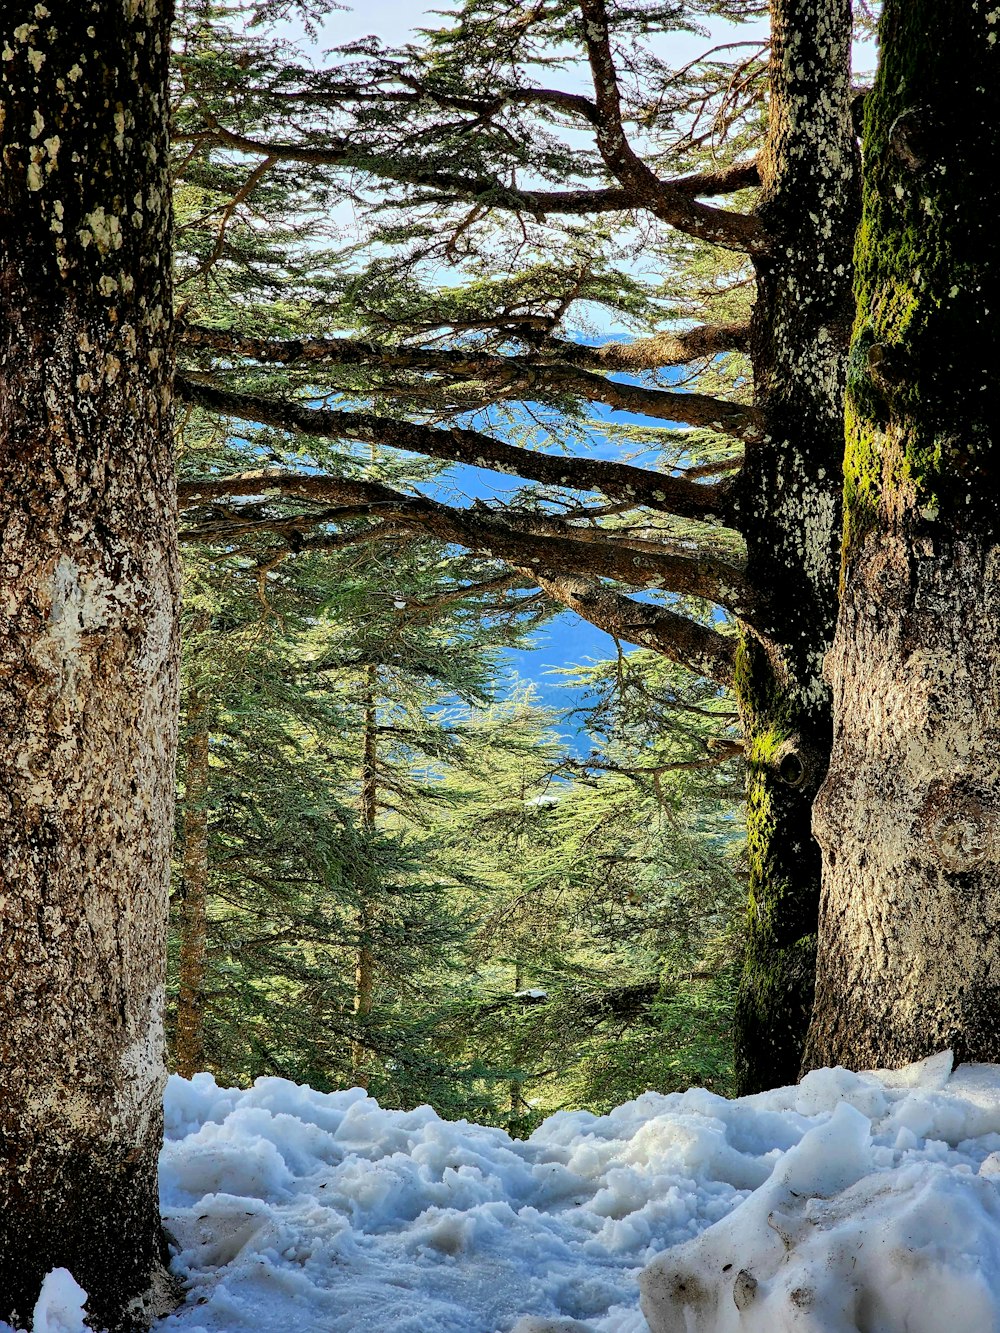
[804,0,1000,1071]
[733,0,859,1092]
[0,5,178,1329]
[352,664,378,1089]
[175,656,211,1080]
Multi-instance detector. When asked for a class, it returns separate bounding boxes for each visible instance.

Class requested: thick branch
[556,322,751,372]
[178,327,761,442]
[683,456,743,479]
[187,120,764,250]
[175,374,741,521]
[176,470,753,616]
[578,0,765,253]
[264,81,759,198]
[527,568,737,685]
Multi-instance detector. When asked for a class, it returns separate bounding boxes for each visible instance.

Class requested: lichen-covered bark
[804,0,1000,1071]
[0,4,178,1328]
[733,0,859,1092]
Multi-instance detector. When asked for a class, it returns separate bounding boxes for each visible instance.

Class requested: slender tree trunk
[0,4,178,1329]
[733,0,859,1092]
[175,649,211,1079]
[352,663,378,1088]
[509,959,524,1121]
[804,1,1000,1070]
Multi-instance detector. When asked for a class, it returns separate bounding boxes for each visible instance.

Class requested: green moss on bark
[843,2,1000,563]
[733,633,825,1094]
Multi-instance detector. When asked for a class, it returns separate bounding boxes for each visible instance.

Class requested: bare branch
[176,154,276,287]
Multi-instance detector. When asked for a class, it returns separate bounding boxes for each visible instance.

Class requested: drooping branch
[175,375,742,522]
[177,470,754,616]
[178,328,762,442]
[527,568,737,685]
[185,117,764,251]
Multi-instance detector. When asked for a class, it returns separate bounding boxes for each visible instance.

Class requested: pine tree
[435,654,743,1124]
[169,509,552,1109]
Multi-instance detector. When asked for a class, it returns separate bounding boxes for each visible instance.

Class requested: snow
[30,1271,89,1333]
[16,1051,1000,1332]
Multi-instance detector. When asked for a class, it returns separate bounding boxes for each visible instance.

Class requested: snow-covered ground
[21,1050,1000,1333]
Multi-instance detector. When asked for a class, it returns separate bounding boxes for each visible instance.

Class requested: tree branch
[185,118,764,250]
[176,470,753,616]
[526,567,737,685]
[262,81,759,198]
[553,322,751,372]
[577,0,765,252]
[178,327,761,443]
[175,374,741,522]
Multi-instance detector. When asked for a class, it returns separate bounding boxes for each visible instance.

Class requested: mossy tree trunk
[0,3,178,1329]
[804,0,1000,1071]
[732,0,859,1093]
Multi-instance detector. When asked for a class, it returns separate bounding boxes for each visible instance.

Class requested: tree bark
[175,651,211,1080]
[0,4,178,1329]
[733,0,859,1092]
[804,0,1000,1071]
[352,664,378,1089]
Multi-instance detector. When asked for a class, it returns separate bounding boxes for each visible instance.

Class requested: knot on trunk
[888,106,937,174]
[772,735,825,792]
[921,781,999,871]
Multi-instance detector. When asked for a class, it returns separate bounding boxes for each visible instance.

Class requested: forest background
[165,0,792,1130]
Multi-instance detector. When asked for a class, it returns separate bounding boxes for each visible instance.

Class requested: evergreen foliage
[434,652,742,1126]
[165,0,861,1094]
[171,510,745,1124]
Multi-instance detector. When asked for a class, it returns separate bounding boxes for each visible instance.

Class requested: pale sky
[306,5,874,82]
[309,3,769,63]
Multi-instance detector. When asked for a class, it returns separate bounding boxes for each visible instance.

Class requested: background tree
[169,512,554,1114]
[0,3,178,1328]
[805,0,1000,1071]
[442,652,743,1127]
[171,0,861,1089]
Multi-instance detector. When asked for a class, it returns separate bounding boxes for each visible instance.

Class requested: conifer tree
[435,654,743,1123]
[170,504,551,1109]
[171,0,861,1088]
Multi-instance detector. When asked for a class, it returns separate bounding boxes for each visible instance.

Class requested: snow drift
[12,1050,1000,1332]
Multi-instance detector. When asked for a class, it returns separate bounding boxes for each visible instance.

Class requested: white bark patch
[34,554,117,697]
[118,986,167,1140]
